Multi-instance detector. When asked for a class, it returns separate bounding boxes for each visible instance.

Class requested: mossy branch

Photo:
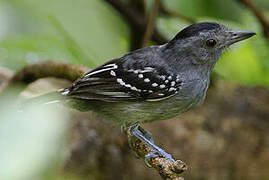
[126,129,187,180]
[1,60,88,95]
[237,0,269,42]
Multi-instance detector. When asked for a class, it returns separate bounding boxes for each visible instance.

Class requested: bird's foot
[125,124,187,178]
[127,124,174,162]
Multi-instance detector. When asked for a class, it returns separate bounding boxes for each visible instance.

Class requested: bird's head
[165,22,256,69]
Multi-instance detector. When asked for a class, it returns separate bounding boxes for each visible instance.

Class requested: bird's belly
[94,101,186,125]
[93,79,209,125]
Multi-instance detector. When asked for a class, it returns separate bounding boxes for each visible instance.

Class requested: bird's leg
[127,124,174,163]
[124,124,188,178]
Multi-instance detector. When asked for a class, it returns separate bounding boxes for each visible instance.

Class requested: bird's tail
[22,88,93,112]
[22,89,69,107]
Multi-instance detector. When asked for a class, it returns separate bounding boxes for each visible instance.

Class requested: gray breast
[160,77,210,117]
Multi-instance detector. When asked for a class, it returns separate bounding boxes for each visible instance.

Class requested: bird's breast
[172,78,210,109]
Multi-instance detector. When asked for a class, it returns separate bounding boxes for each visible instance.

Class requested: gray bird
[49,22,256,160]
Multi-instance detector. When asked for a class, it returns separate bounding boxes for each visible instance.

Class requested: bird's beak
[227,30,256,45]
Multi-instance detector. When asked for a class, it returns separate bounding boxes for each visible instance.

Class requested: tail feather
[23,90,67,106]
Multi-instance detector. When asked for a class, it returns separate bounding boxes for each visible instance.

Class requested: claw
[145,152,159,167]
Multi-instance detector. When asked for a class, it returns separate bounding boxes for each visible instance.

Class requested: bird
[35,22,256,161]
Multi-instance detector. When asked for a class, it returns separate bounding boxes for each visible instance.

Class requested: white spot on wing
[110,70,116,76]
[125,84,132,88]
[117,78,125,86]
[160,75,166,80]
[159,84,166,89]
[128,67,154,74]
[169,87,176,92]
[116,78,141,92]
[176,75,180,82]
[130,86,141,92]
[86,66,116,77]
[139,67,154,73]
[138,74,143,78]
[144,78,150,83]
[171,81,175,87]
[104,63,118,68]
[152,83,158,87]
[145,67,154,70]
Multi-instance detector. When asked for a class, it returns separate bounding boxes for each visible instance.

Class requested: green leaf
[0,0,130,70]
[0,35,81,70]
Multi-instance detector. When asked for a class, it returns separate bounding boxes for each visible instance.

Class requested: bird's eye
[206,39,217,47]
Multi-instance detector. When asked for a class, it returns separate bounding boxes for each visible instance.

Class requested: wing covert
[63,58,182,102]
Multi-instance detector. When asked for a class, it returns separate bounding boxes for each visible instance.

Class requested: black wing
[62,58,182,102]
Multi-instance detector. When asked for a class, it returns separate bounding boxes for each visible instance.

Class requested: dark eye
[206,39,217,47]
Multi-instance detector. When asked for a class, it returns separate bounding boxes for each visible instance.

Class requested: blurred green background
[0,0,269,180]
[0,0,269,85]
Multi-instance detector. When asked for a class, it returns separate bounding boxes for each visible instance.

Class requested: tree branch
[1,61,88,95]
[129,0,146,50]
[236,0,269,41]
[104,0,197,48]
[159,2,196,24]
[0,66,14,93]
[104,0,168,45]
[126,128,187,180]
[142,0,161,47]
